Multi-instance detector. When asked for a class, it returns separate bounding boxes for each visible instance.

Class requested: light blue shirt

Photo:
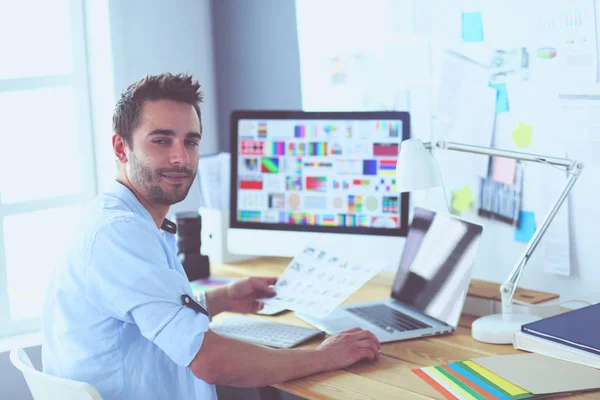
[42,181,216,400]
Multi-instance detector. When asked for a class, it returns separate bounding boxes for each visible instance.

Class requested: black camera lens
[175,212,210,280]
[179,253,210,280]
[177,235,201,254]
[177,217,201,234]
[176,213,202,253]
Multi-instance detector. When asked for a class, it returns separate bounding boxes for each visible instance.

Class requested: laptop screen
[391,208,483,328]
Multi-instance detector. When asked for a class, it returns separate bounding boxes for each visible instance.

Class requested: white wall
[294,0,600,305]
[424,9,600,305]
[466,108,600,304]
[212,0,303,151]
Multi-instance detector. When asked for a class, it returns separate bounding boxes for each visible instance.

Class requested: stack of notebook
[413,353,600,399]
[513,303,600,369]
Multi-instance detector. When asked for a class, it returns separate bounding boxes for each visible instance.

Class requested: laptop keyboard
[347,304,431,334]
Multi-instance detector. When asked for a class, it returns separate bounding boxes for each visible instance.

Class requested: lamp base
[471,313,541,344]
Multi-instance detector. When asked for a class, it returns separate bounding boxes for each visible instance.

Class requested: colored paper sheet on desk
[461,12,484,42]
[462,360,530,398]
[413,361,533,400]
[452,185,474,212]
[515,211,536,242]
[511,122,532,148]
[491,157,516,185]
[414,354,600,400]
[488,83,509,113]
[443,363,511,399]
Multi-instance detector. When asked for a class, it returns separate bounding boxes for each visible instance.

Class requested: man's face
[125,99,201,206]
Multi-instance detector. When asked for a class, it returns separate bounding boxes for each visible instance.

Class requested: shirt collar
[107,180,177,234]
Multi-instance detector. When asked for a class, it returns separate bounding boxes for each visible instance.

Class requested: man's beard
[129,153,196,205]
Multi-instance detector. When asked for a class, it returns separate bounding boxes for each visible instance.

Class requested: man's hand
[316,328,381,371]
[225,277,277,313]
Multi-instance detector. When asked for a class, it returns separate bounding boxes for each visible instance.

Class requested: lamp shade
[396,139,441,192]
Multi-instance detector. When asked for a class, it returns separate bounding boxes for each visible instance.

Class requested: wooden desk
[211,258,596,400]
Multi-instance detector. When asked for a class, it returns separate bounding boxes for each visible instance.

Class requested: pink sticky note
[492,157,517,185]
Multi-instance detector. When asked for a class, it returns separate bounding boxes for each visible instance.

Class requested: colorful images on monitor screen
[237,119,402,229]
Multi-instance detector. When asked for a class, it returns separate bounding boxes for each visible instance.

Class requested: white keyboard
[210,315,324,349]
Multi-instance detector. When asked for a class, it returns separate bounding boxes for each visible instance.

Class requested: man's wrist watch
[194,290,210,319]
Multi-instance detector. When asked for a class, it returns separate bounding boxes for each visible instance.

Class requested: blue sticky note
[489,82,509,113]
[515,211,536,242]
[461,12,484,42]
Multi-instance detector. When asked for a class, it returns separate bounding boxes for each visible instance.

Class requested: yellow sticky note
[512,122,533,148]
[451,185,474,212]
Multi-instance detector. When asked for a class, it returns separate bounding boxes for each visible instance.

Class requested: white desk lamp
[396,139,584,344]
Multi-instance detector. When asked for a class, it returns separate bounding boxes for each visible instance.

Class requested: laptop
[296,207,483,343]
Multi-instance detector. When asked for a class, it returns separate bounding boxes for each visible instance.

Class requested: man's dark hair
[113,73,204,148]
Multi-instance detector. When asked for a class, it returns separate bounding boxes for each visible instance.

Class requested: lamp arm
[432,140,575,167]
[422,140,584,314]
[500,169,581,313]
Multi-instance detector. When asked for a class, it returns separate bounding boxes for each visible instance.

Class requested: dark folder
[522,303,600,357]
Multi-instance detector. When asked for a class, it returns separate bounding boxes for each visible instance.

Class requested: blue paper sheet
[515,211,536,242]
[489,82,510,113]
[461,12,484,42]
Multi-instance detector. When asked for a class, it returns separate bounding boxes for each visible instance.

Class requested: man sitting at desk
[42,73,380,400]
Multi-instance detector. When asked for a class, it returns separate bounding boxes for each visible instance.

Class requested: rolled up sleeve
[85,217,209,367]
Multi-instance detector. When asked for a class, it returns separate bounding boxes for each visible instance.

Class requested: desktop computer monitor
[228,110,410,263]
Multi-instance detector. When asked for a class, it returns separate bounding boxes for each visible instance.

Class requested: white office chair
[9,348,103,400]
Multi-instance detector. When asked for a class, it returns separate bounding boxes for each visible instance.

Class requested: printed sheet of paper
[197,152,231,210]
[540,172,572,276]
[560,94,600,165]
[524,0,598,86]
[433,52,495,181]
[262,245,385,319]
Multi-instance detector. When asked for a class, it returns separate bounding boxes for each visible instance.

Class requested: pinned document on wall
[197,152,231,210]
[560,94,600,165]
[435,51,493,136]
[524,0,598,86]
[478,177,522,225]
[434,51,496,183]
[478,160,522,226]
[539,172,572,276]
